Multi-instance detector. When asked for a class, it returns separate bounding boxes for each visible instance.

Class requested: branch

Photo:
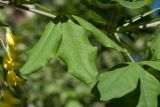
[0,0,56,19]
[116,20,160,32]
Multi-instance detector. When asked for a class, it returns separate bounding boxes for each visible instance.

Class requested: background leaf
[57,20,98,84]
[20,22,62,74]
[73,15,123,52]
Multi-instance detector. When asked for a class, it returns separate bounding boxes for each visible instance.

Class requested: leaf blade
[139,60,160,71]
[98,63,140,101]
[20,22,62,74]
[58,20,98,84]
[73,15,123,52]
[137,66,160,107]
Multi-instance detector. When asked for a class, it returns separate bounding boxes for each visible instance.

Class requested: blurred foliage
[0,0,160,107]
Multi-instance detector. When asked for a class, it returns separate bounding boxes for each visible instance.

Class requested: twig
[114,33,135,62]
[116,20,160,32]
[0,0,56,19]
[123,7,160,27]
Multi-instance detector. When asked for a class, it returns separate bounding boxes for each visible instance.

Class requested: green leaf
[98,63,139,101]
[84,9,107,25]
[98,62,160,106]
[137,66,160,107]
[139,61,160,71]
[72,15,123,52]
[112,0,147,9]
[20,22,62,74]
[151,29,160,59]
[57,20,98,84]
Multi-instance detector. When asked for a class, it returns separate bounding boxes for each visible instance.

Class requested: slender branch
[116,20,160,32]
[114,33,135,62]
[0,0,56,19]
[123,7,160,27]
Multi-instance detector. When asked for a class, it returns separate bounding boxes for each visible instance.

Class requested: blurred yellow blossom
[7,70,24,86]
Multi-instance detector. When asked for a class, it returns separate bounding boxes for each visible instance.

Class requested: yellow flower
[6,31,15,46]
[3,55,14,71]
[3,55,22,71]
[7,70,24,86]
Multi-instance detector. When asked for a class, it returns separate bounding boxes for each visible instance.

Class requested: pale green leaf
[20,22,62,74]
[58,20,98,84]
[112,0,147,9]
[137,66,160,107]
[151,29,160,59]
[72,15,123,52]
[98,63,139,101]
